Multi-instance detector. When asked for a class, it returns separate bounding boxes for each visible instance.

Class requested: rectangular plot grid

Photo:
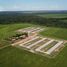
[12,27,66,58]
[14,36,65,58]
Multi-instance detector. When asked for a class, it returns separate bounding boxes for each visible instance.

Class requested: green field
[38,14,67,18]
[0,23,67,67]
[40,27,67,40]
[0,45,67,67]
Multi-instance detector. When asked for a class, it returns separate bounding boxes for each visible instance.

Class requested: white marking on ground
[31,28,41,32]
[19,36,39,46]
[44,41,63,54]
[18,27,33,32]
[35,39,54,51]
[23,27,41,32]
[26,38,47,49]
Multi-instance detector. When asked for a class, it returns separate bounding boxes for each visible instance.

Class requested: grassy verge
[40,27,67,40]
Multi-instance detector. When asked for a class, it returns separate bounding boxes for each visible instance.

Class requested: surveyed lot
[0,23,67,67]
[12,27,66,58]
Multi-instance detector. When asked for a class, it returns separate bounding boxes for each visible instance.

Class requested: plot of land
[12,27,66,58]
[0,23,67,67]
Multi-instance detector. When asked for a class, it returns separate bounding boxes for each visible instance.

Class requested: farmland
[38,14,67,18]
[0,23,67,67]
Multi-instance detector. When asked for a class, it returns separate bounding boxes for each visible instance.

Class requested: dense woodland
[0,11,67,28]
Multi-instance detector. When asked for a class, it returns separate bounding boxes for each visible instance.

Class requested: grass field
[0,23,67,67]
[38,14,67,18]
[40,27,67,40]
[0,45,67,67]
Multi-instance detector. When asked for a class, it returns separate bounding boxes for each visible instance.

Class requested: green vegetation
[0,13,67,28]
[0,45,67,67]
[0,23,33,47]
[0,23,67,67]
[0,23,67,47]
[0,12,67,67]
[40,27,67,40]
[38,14,67,18]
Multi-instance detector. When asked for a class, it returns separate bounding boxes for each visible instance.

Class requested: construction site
[11,27,66,58]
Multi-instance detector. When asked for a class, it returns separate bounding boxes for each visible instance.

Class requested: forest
[0,11,67,28]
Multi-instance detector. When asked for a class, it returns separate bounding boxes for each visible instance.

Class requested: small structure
[7,32,29,43]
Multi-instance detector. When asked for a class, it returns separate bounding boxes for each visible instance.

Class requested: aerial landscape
[0,0,67,67]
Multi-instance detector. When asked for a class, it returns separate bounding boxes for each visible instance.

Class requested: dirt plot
[49,44,65,58]
[12,34,38,46]
[41,41,58,52]
[11,27,66,58]
[17,27,44,33]
[30,39,50,50]
[22,37,42,46]
[19,37,66,58]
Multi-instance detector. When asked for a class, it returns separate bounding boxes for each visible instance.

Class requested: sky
[0,0,67,11]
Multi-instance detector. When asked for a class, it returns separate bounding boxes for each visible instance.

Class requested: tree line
[0,12,67,28]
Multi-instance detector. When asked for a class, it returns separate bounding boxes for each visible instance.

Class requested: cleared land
[0,23,67,67]
[0,23,34,48]
[11,27,66,58]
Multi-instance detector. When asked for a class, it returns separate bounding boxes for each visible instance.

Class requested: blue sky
[0,0,67,11]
